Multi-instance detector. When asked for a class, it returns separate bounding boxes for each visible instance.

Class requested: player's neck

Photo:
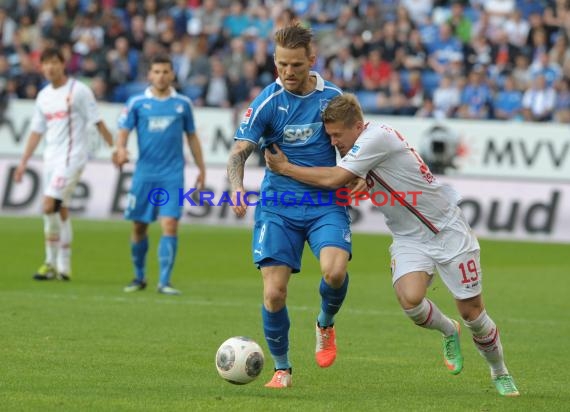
[299,75,316,96]
[151,86,172,98]
[51,76,68,89]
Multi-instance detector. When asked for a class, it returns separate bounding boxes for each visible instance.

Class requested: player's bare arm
[265,144,356,189]
[227,140,255,217]
[14,132,42,183]
[186,132,206,190]
[113,129,130,168]
[96,120,114,148]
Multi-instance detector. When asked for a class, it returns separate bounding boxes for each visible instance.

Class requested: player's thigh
[434,215,482,300]
[389,239,435,286]
[306,205,352,259]
[43,166,83,206]
[253,207,305,273]
[436,249,482,300]
[157,180,183,221]
[125,180,158,223]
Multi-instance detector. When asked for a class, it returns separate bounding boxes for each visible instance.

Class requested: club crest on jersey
[319,99,330,112]
[241,107,253,124]
[282,122,321,145]
[148,116,175,131]
[176,104,184,113]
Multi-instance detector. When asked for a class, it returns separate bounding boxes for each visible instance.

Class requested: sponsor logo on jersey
[148,116,175,132]
[282,122,321,145]
[348,144,361,157]
[241,107,253,124]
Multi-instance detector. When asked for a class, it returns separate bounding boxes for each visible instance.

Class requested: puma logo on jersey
[277,105,289,114]
[283,122,321,145]
[148,116,175,131]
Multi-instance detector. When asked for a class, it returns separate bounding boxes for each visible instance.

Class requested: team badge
[319,99,330,112]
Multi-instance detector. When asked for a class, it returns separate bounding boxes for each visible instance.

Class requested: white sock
[58,218,72,274]
[404,298,456,336]
[43,213,61,267]
[464,310,509,377]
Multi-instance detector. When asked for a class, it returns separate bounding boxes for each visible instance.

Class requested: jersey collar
[144,87,177,99]
[276,71,325,92]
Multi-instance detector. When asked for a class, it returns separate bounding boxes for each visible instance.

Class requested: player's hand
[112,147,129,168]
[13,162,26,183]
[230,188,248,218]
[194,171,205,191]
[264,144,288,173]
[347,177,369,196]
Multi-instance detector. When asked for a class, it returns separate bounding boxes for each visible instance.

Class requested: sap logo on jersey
[148,116,175,132]
[283,122,321,145]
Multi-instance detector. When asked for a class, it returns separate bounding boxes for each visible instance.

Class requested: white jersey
[338,121,462,242]
[30,78,101,169]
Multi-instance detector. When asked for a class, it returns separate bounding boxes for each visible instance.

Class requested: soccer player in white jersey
[265,93,520,397]
[14,48,113,281]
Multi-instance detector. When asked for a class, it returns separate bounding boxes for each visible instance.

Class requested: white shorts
[43,165,84,207]
[389,213,482,300]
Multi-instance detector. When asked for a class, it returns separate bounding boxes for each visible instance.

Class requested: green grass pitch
[1,217,568,411]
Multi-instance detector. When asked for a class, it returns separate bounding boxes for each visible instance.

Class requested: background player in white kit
[265,94,520,397]
[14,48,113,281]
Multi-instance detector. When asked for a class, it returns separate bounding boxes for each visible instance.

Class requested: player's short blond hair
[322,94,364,127]
[274,24,312,56]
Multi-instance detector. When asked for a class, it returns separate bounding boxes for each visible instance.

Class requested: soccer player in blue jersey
[114,55,206,295]
[227,24,353,388]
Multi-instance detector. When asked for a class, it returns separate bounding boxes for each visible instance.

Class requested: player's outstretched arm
[112,129,130,169]
[227,140,255,217]
[14,132,42,183]
[96,120,114,148]
[265,144,355,189]
[186,132,206,190]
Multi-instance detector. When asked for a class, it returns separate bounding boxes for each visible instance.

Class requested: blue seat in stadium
[355,91,379,113]
[421,71,441,96]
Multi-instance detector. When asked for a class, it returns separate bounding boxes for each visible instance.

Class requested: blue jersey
[118,88,195,182]
[235,72,342,202]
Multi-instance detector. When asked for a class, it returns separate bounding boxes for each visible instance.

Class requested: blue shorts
[252,204,352,273]
[124,179,183,223]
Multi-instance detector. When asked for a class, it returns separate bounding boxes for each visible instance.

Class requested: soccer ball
[215,336,265,384]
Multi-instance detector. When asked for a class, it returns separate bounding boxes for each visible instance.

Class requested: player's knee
[42,197,61,214]
[395,288,424,310]
[322,269,346,288]
[43,213,61,238]
[456,295,484,321]
[263,287,287,310]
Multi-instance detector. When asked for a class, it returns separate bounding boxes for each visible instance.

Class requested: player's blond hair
[322,94,364,127]
[274,24,313,56]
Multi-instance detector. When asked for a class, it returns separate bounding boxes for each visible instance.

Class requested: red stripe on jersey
[368,170,440,234]
[66,80,76,166]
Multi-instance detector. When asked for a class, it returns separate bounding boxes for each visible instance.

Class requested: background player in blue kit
[227,24,354,388]
[114,55,206,295]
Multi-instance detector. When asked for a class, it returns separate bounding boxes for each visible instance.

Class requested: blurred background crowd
[0,0,569,122]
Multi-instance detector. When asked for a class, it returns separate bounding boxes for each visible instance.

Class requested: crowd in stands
[0,0,569,122]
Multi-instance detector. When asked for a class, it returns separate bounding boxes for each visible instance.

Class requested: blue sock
[262,305,291,370]
[131,237,148,282]
[317,273,349,328]
[158,235,178,287]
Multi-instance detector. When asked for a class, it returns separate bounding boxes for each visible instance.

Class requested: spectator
[360,49,392,91]
[201,55,232,108]
[504,9,530,48]
[433,73,461,118]
[448,0,472,44]
[521,73,556,121]
[493,74,523,120]
[553,77,570,123]
[0,7,17,47]
[428,22,463,75]
[457,66,493,119]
